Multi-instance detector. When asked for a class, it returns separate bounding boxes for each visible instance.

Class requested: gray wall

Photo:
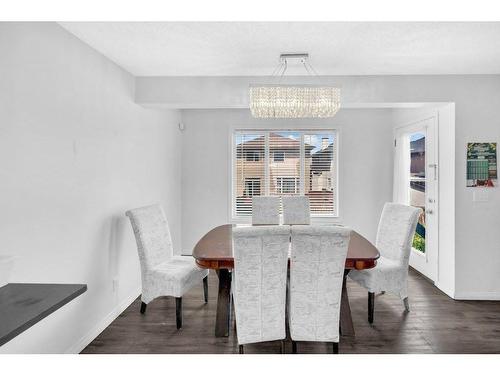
[0,23,182,353]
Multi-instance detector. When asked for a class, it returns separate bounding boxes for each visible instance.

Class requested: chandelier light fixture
[250,53,340,118]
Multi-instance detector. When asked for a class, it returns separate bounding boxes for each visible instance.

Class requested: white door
[393,117,439,282]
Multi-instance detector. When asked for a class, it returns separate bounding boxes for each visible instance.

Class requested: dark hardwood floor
[82,269,500,354]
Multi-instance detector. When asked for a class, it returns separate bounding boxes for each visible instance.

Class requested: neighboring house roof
[239,133,314,152]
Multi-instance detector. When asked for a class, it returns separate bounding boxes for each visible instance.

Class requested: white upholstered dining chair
[289,225,351,354]
[349,203,421,324]
[282,196,311,225]
[232,225,290,354]
[251,196,280,225]
[125,204,209,329]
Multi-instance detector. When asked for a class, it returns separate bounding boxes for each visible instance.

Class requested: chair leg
[175,297,182,329]
[292,341,297,354]
[232,295,237,333]
[280,340,285,354]
[203,275,209,303]
[332,342,339,354]
[368,292,375,324]
[239,345,244,354]
[140,302,147,314]
[403,297,410,312]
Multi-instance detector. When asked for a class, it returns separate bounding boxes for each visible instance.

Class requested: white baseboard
[454,291,500,300]
[434,281,455,299]
[66,287,141,354]
[435,282,500,300]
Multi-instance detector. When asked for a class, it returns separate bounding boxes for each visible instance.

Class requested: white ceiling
[59,22,500,76]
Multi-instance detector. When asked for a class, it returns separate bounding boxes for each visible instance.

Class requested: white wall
[0,23,182,353]
[180,108,395,253]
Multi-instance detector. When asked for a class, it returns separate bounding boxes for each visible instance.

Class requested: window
[306,133,336,215]
[276,177,299,194]
[234,132,266,215]
[273,151,285,162]
[245,151,261,162]
[232,130,337,218]
[408,132,426,253]
[244,178,261,196]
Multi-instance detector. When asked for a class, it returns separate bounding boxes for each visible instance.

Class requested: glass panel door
[409,132,426,253]
[394,117,438,282]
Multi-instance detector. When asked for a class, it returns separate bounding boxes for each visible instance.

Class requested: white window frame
[230,128,339,222]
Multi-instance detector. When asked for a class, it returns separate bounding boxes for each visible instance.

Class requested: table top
[0,283,87,346]
[193,224,379,270]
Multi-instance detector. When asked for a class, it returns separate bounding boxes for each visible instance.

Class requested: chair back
[282,196,311,225]
[125,204,172,273]
[232,225,290,345]
[375,203,422,265]
[251,196,280,225]
[289,225,351,343]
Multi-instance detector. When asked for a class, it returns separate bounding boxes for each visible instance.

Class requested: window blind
[304,133,336,215]
[233,130,337,218]
[234,132,266,216]
[269,132,301,197]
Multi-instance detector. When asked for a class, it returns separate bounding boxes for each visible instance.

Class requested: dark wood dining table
[192,224,379,338]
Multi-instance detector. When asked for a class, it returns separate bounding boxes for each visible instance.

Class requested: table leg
[340,269,355,337]
[215,269,232,337]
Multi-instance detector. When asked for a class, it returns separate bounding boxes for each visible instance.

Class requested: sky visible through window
[410,133,425,142]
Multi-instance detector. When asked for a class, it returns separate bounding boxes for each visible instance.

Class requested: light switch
[472,189,489,202]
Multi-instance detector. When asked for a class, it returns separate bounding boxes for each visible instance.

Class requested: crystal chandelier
[250,54,340,118]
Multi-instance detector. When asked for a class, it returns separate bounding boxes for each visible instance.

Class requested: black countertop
[0,283,87,346]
